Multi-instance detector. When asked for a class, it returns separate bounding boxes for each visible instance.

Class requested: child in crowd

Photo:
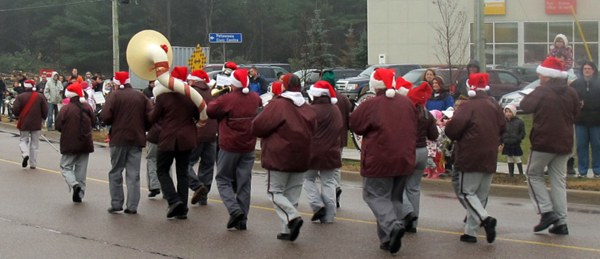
[500,104,525,176]
[425,110,446,178]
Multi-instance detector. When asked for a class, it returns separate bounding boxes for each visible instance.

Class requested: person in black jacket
[571,61,600,178]
[500,104,526,176]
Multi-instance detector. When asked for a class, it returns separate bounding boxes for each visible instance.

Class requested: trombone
[211,86,231,96]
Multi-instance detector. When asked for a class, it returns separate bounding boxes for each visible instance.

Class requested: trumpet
[211,86,231,96]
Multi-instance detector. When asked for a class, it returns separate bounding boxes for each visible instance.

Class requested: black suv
[336,64,421,101]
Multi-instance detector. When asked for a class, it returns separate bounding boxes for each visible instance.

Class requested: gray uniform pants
[19,130,41,168]
[145,142,161,190]
[363,176,407,244]
[188,141,217,191]
[108,146,142,211]
[457,171,493,236]
[60,153,90,197]
[268,170,304,234]
[526,151,569,225]
[216,150,254,221]
[303,169,336,222]
[401,147,428,226]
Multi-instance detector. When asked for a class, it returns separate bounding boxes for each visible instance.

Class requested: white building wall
[368,0,600,66]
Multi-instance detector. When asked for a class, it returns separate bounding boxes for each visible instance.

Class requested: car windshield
[358,66,377,77]
[523,79,540,90]
[402,69,424,84]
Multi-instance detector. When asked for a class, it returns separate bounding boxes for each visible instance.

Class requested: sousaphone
[126,30,208,125]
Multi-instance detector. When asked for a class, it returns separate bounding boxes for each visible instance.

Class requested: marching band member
[303,80,343,223]
[150,66,199,219]
[207,69,262,230]
[349,68,417,254]
[252,73,317,241]
[445,73,505,244]
[101,71,152,215]
[187,69,218,206]
[13,79,48,169]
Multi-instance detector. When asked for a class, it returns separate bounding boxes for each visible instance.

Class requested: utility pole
[474,0,486,72]
[112,0,120,74]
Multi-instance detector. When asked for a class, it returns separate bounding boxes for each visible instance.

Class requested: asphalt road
[0,129,599,258]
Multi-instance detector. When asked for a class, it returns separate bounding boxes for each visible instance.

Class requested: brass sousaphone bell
[126,30,173,81]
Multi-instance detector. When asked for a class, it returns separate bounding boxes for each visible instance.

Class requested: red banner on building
[545,0,576,14]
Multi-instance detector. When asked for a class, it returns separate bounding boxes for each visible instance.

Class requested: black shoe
[191,186,207,205]
[380,242,390,251]
[235,221,247,230]
[174,208,188,220]
[311,207,326,221]
[107,207,123,214]
[227,211,245,229]
[148,189,160,198]
[404,212,418,233]
[549,224,569,235]
[277,233,291,241]
[167,201,185,218]
[287,217,304,242]
[534,212,559,232]
[72,185,82,203]
[460,234,477,243]
[336,187,342,208]
[22,156,29,168]
[199,197,208,206]
[388,227,405,254]
[124,209,137,214]
[482,216,497,243]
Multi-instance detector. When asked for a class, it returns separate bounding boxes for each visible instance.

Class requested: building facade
[368,0,599,68]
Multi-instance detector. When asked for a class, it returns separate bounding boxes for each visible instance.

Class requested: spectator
[571,61,600,178]
[426,76,454,111]
[455,60,481,99]
[44,72,63,130]
[500,104,526,176]
[248,66,268,95]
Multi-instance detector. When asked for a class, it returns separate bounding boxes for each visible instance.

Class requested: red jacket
[150,92,199,151]
[192,82,218,143]
[309,97,343,170]
[520,78,579,154]
[13,90,48,131]
[252,96,317,172]
[207,89,262,153]
[349,91,418,177]
[445,92,506,173]
[55,98,94,154]
[101,87,152,147]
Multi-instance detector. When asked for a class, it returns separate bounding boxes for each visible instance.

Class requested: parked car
[336,64,421,101]
[507,63,539,83]
[238,65,289,85]
[295,67,362,87]
[498,79,540,112]
[254,63,292,74]
[203,64,224,73]
[402,68,527,100]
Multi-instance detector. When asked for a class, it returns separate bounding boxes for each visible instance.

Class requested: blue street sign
[209,33,243,44]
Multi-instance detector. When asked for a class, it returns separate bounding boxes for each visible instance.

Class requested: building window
[471,22,518,67]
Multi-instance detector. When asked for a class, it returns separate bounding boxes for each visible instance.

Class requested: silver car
[498,79,540,112]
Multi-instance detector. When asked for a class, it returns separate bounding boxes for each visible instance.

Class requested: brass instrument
[211,86,231,96]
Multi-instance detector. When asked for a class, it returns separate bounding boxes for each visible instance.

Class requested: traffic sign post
[209,33,243,62]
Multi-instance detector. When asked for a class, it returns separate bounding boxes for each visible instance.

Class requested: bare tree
[432,0,469,84]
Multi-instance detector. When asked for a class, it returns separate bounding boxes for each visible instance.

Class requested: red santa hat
[395,77,413,96]
[65,82,86,103]
[113,71,130,89]
[170,66,188,82]
[466,73,490,97]
[369,68,396,98]
[407,81,433,106]
[230,69,250,94]
[271,81,284,96]
[223,61,237,75]
[536,56,568,79]
[188,69,215,88]
[308,80,338,104]
[23,79,37,91]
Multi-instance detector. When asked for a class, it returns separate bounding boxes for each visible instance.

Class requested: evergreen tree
[300,9,335,70]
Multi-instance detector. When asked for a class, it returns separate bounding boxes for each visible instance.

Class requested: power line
[0,0,105,12]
